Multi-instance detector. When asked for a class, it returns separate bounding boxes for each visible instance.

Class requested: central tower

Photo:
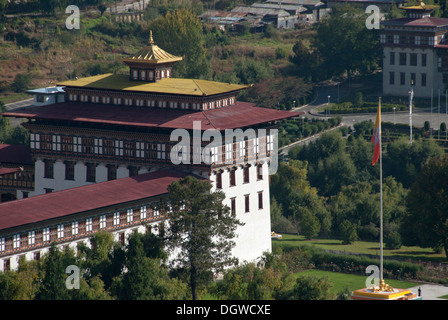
[121,31,183,82]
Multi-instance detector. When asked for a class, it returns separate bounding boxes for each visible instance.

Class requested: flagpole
[409,83,414,144]
[379,96,384,285]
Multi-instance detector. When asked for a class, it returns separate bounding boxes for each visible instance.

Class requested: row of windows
[32,133,275,166]
[389,71,427,87]
[381,34,437,46]
[67,93,236,111]
[43,160,140,183]
[0,205,161,254]
[229,192,264,215]
[389,52,427,67]
[131,68,170,81]
[215,164,263,189]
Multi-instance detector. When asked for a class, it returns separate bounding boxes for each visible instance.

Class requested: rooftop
[2,101,300,131]
[381,16,448,27]
[26,86,65,95]
[0,144,33,165]
[0,170,189,232]
[57,73,249,97]
[121,31,183,66]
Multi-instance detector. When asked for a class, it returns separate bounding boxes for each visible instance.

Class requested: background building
[381,3,448,98]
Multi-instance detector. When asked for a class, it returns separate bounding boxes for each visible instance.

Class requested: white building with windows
[381,3,448,98]
[0,33,298,271]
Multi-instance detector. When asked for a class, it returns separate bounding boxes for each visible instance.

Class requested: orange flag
[371,100,381,166]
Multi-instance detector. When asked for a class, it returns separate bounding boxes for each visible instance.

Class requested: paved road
[409,284,448,300]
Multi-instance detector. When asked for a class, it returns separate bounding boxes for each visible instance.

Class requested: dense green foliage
[291,5,381,82]
[164,176,242,300]
[272,122,448,260]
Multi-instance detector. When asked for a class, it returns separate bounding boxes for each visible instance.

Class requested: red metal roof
[2,102,300,131]
[0,144,33,165]
[382,17,448,27]
[0,170,189,232]
[0,168,20,176]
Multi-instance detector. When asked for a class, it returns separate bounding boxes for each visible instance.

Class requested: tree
[165,176,243,300]
[149,9,210,79]
[402,155,448,259]
[11,73,32,93]
[314,5,381,80]
[300,211,321,240]
[291,275,334,300]
[36,244,77,300]
[339,220,358,244]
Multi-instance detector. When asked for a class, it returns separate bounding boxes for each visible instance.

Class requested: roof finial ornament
[149,30,154,45]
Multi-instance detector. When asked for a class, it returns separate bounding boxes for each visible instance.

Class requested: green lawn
[295,269,419,295]
[273,234,447,264]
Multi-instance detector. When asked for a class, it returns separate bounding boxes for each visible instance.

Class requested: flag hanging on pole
[371,99,381,166]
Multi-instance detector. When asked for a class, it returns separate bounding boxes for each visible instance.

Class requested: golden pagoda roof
[57,74,249,96]
[122,31,182,65]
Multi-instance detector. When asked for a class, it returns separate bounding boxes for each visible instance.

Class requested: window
[411,73,416,85]
[216,172,222,189]
[0,238,5,252]
[113,212,120,226]
[257,164,263,180]
[61,136,73,152]
[44,160,54,179]
[43,228,50,242]
[100,215,106,229]
[65,161,75,180]
[410,53,417,66]
[127,209,133,223]
[421,73,427,87]
[244,195,250,213]
[258,192,263,210]
[4,259,10,272]
[400,72,406,85]
[107,165,117,181]
[86,218,93,232]
[57,225,64,239]
[157,144,166,159]
[13,234,20,249]
[28,231,35,245]
[124,141,136,158]
[399,53,407,66]
[103,139,115,156]
[389,52,395,65]
[82,137,95,154]
[140,206,147,220]
[422,53,427,67]
[229,169,236,186]
[243,166,249,183]
[389,72,395,85]
[86,163,96,182]
[40,134,52,150]
[72,221,79,235]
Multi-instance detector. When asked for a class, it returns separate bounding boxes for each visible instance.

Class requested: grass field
[272,234,447,264]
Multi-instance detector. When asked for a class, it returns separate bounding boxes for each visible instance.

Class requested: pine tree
[165,176,243,300]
